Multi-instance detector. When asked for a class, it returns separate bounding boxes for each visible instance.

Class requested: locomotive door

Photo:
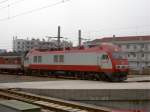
[98,54,112,69]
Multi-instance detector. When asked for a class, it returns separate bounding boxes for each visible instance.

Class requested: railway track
[1,72,150,83]
[0,88,112,112]
[0,72,108,82]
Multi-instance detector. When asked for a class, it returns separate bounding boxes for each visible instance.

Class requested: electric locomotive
[24,43,129,82]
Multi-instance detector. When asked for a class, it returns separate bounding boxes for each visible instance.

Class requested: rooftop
[92,35,150,43]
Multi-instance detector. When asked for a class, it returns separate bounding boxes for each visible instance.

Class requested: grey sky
[0,0,150,50]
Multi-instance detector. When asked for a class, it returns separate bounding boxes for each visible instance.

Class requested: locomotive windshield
[112,52,124,59]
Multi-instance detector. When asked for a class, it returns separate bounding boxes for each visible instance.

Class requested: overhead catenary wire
[0,0,9,5]
[0,0,70,21]
[0,0,25,11]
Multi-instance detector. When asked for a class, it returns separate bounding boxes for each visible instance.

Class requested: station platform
[0,80,150,89]
[0,79,149,111]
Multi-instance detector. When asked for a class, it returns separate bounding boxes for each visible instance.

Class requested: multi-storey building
[13,36,73,52]
[0,49,6,53]
[84,35,150,70]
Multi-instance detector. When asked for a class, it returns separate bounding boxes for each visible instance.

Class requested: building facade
[13,36,73,52]
[84,35,150,70]
[0,49,6,53]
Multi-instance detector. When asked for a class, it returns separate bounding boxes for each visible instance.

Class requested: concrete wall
[21,89,150,111]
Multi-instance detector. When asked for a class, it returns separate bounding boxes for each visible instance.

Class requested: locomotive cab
[110,51,129,81]
[112,51,129,71]
[98,43,129,82]
[99,53,112,70]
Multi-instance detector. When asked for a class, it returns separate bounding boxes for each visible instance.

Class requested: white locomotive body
[24,44,129,82]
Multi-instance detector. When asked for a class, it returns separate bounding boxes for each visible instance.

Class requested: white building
[84,35,150,70]
[0,49,6,53]
[13,36,72,52]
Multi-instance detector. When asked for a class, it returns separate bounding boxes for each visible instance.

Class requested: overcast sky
[0,0,150,50]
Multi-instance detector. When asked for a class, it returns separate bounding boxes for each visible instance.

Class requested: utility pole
[46,26,63,49]
[78,30,82,47]
[57,26,63,48]
[78,30,91,48]
[113,35,116,44]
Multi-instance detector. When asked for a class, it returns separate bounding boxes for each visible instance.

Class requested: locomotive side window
[38,56,42,63]
[33,56,38,63]
[54,55,59,62]
[54,55,64,63]
[59,55,64,62]
[101,54,109,60]
[34,56,42,63]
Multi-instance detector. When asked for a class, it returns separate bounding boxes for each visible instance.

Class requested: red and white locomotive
[24,43,129,82]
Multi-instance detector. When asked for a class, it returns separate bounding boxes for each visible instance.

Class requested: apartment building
[0,49,6,53]
[84,35,150,70]
[13,36,72,52]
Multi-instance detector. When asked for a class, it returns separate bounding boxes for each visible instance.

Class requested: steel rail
[0,89,112,112]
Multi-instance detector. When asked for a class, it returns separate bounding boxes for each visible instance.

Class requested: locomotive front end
[99,43,129,82]
[111,51,129,81]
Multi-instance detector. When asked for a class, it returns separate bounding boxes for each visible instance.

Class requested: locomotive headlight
[116,65,120,69]
[116,65,128,69]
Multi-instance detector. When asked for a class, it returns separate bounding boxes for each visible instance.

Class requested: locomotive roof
[27,44,120,56]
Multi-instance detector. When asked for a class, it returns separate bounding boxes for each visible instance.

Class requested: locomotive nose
[114,59,129,70]
[115,65,129,69]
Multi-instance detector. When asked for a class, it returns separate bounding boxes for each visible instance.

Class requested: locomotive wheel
[108,73,127,82]
[48,71,54,77]
[100,73,110,81]
[85,72,91,80]
[94,73,101,81]
[108,77,123,82]
[78,72,84,79]
[107,76,123,82]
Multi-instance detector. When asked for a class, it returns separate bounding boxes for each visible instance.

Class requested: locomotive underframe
[24,68,128,82]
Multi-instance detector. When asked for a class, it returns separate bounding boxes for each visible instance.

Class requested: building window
[127,45,130,49]
[34,56,37,63]
[118,44,121,48]
[141,53,145,58]
[131,53,136,57]
[133,45,136,50]
[145,45,148,50]
[141,44,144,49]
[59,55,64,62]
[128,54,130,57]
[132,53,136,57]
